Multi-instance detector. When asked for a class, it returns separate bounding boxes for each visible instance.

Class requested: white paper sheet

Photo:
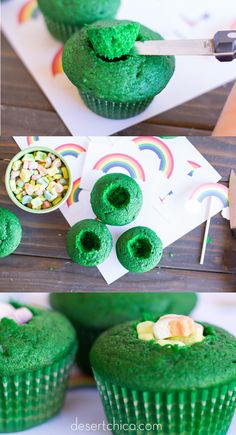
[2,0,236,135]
[14,136,227,284]
[0,293,235,435]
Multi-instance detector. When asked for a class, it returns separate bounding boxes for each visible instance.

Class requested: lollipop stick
[200,197,213,265]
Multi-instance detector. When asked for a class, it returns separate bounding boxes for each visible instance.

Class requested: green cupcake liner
[94,372,236,435]
[0,346,76,433]
[79,92,154,120]
[44,15,81,42]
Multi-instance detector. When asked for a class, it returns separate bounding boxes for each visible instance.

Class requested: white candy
[153,314,182,340]
[14,308,33,325]
[0,302,16,320]
[0,303,32,325]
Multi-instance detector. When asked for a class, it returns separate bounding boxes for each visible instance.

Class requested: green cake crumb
[88,20,140,60]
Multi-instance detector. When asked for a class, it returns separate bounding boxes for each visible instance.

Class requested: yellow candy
[52,196,62,206]
[20,169,31,182]
[61,167,69,179]
[47,166,58,177]
[136,321,155,341]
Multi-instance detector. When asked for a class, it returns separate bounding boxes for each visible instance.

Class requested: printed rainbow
[190,183,229,208]
[56,143,86,158]
[27,136,39,145]
[133,136,174,178]
[67,178,82,207]
[52,47,63,76]
[187,160,201,177]
[93,153,146,181]
[18,0,39,24]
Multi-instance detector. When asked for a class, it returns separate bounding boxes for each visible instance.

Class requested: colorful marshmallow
[9,150,70,211]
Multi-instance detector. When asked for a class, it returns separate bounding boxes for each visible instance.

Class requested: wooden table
[2,34,235,137]
[1,137,236,292]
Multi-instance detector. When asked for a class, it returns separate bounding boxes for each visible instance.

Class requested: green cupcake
[91,315,236,435]
[90,174,143,226]
[0,208,22,258]
[63,20,175,119]
[0,302,77,432]
[66,219,113,266]
[38,0,121,42]
[50,293,197,375]
[116,226,163,272]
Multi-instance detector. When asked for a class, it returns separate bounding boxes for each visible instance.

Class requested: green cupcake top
[0,207,22,258]
[90,173,143,226]
[0,303,77,376]
[38,0,121,25]
[50,293,197,329]
[88,21,140,60]
[90,321,236,391]
[63,20,175,102]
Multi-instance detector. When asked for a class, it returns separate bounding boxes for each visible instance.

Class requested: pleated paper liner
[79,92,154,120]
[44,16,81,42]
[93,371,236,435]
[0,346,76,433]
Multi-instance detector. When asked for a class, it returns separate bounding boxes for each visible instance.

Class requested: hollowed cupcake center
[106,186,130,209]
[129,236,152,259]
[79,231,101,252]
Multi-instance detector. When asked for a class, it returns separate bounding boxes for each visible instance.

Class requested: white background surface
[0,293,235,434]
[2,0,236,135]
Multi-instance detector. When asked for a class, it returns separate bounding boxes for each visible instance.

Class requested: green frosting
[0,303,77,376]
[116,226,163,272]
[90,321,236,392]
[63,20,175,103]
[0,208,22,258]
[38,0,120,25]
[66,219,113,266]
[50,293,198,329]
[88,21,140,60]
[90,173,143,226]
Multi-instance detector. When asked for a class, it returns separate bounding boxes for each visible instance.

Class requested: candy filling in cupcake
[88,21,140,60]
[0,302,32,325]
[129,236,152,259]
[77,231,101,252]
[105,185,130,209]
[137,314,205,346]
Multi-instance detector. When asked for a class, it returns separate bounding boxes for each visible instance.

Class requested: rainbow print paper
[15,135,224,284]
[76,136,223,284]
[18,0,39,24]
[133,136,174,179]
[2,0,236,135]
[93,153,146,182]
[188,182,229,211]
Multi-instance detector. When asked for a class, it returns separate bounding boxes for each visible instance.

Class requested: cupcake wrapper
[93,371,236,435]
[0,346,76,433]
[79,92,154,120]
[44,15,81,42]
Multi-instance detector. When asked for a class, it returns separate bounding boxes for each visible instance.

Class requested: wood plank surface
[0,137,236,292]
